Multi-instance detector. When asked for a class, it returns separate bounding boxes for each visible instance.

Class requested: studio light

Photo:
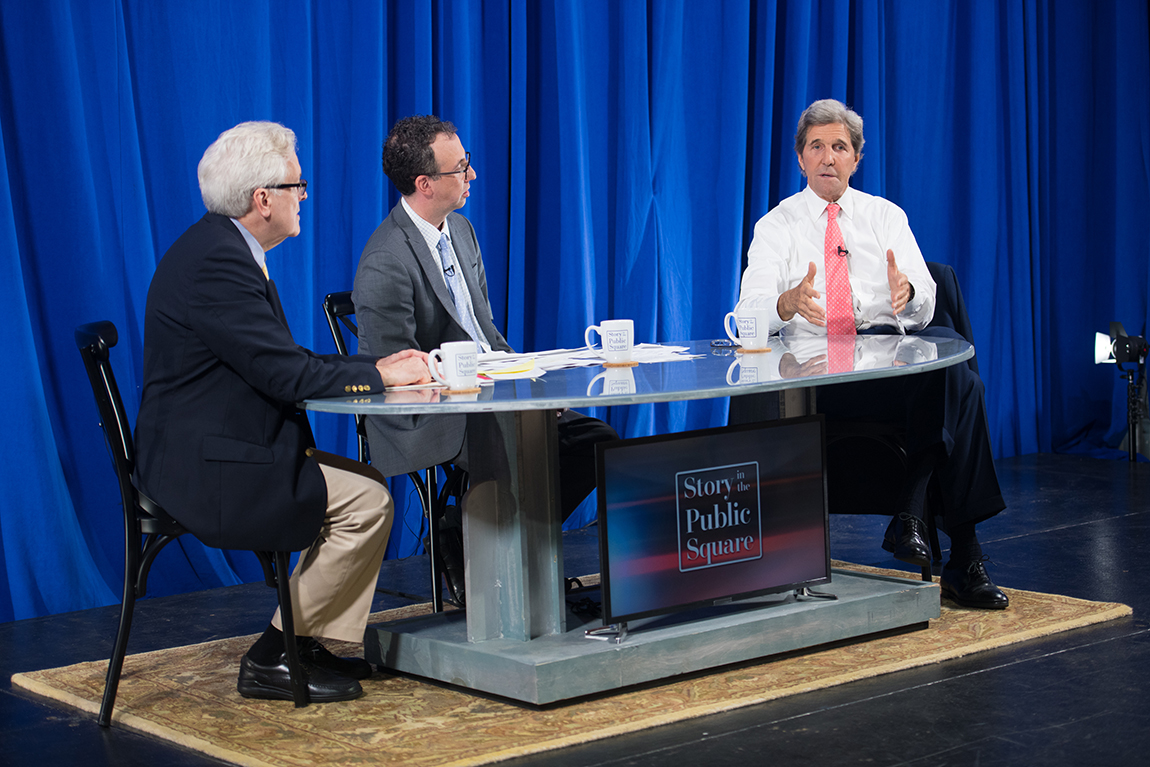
[1095,322,1148,461]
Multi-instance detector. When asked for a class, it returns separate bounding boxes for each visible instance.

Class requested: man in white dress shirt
[735,99,1008,609]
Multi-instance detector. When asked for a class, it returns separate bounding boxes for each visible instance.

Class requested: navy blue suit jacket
[135,213,384,551]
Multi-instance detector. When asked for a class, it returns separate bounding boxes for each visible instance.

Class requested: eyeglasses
[431,152,470,178]
[267,179,308,196]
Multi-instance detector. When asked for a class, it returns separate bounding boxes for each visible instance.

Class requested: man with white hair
[735,99,1008,610]
[135,121,431,702]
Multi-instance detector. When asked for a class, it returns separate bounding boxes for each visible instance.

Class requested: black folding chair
[75,321,309,726]
[322,292,466,611]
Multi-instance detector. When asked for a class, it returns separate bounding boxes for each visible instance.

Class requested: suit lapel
[390,204,465,326]
[266,278,292,333]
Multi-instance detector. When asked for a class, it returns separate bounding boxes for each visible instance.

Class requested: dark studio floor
[3,453,1148,766]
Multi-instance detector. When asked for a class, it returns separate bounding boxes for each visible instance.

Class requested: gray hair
[794,99,865,158]
[197,122,297,217]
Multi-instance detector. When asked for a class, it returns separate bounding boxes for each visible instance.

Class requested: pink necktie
[824,203,855,372]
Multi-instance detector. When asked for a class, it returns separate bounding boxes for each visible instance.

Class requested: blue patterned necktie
[436,232,488,352]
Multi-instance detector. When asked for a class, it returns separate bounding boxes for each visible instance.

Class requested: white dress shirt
[736,185,936,336]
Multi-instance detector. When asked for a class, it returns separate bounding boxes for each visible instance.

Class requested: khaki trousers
[271,451,393,643]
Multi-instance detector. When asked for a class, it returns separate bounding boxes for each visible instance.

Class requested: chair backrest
[321,291,371,464]
[925,261,979,375]
[75,322,140,515]
[75,321,182,537]
[323,291,358,356]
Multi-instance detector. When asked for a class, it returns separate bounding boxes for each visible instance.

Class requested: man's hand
[779,352,828,380]
[375,348,432,387]
[887,250,911,315]
[777,261,825,325]
[384,386,439,404]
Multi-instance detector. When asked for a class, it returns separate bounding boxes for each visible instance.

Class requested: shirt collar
[230,217,266,273]
[802,183,855,221]
[401,197,452,256]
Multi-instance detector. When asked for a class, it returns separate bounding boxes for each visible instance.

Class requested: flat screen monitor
[594,415,829,626]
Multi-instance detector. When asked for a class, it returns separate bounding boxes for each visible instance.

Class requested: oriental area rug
[12,565,1131,767]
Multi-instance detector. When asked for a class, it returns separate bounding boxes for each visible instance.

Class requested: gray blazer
[353,202,511,477]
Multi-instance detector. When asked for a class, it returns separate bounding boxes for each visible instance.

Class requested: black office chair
[75,321,309,726]
[321,292,466,611]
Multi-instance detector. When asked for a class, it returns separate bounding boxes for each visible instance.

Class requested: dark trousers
[554,410,619,521]
[816,326,1005,532]
[458,410,618,522]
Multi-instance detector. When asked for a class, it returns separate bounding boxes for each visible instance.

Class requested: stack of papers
[479,343,698,380]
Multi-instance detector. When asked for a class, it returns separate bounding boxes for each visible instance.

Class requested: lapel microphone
[444,263,456,277]
[836,245,850,258]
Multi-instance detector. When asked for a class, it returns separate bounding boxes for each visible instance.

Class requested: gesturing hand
[777,261,825,326]
[887,250,911,315]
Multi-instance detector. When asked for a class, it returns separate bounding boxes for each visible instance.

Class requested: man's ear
[250,188,273,218]
[413,173,434,198]
[796,151,806,177]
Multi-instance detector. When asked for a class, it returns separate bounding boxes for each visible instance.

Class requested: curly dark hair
[382,115,458,196]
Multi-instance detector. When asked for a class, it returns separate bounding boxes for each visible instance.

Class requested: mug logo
[676,462,763,572]
[605,329,629,352]
[456,352,477,377]
[736,316,758,338]
[607,378,633,394]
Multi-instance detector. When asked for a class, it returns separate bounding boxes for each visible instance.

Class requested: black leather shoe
[881,513,932,567]
[940,557,1009,610]
[237,653,362,702]
[298,637,372,680]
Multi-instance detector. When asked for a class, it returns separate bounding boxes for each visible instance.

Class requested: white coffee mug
[586,367,636,396]
[428,340,478,390]
[723,307,771,350]
[585,319,634,364]
[726,355,774,386]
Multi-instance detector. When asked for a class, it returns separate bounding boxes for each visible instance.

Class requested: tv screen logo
[676,462,763,571]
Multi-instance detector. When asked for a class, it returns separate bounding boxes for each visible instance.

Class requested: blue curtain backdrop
[1,0,1147,622]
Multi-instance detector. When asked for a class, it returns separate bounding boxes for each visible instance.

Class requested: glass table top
[300,335,973,415]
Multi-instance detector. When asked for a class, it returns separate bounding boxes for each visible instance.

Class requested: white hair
[197,122,297,217]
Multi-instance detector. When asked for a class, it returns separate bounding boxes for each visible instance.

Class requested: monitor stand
[584,622,629,644]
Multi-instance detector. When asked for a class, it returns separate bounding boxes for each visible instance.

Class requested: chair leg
[98,581,137,727]
[423,467,446,612]
[271,551,309,707]
[922,506,943,583]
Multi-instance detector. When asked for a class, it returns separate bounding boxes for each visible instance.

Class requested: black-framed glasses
[267,179,308,195]
[432,152,470,178]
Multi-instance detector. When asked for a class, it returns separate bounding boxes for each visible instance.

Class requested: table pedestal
[362,409,939,704]
[363,568,938,704]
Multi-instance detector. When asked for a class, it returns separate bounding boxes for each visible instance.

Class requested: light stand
[1095,322,1149,462]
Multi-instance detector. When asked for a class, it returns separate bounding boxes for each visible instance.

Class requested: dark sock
[947,522,983,565]
[247,624,285,665]
[900,450,938,521]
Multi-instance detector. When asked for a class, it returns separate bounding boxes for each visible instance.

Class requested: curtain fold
[1,0,1147,621]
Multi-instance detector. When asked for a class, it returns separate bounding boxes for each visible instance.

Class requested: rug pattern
[12,566,1132,767]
